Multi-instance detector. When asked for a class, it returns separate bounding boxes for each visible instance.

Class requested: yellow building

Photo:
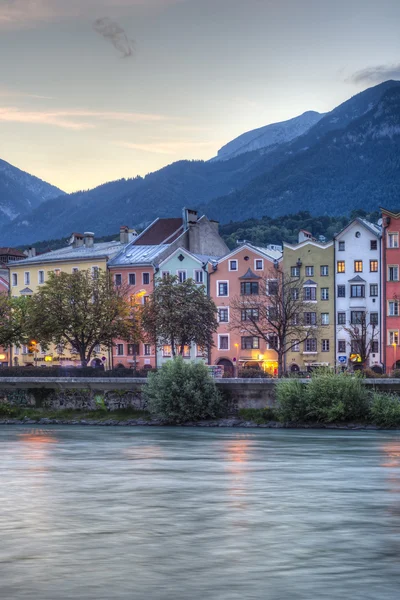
[9,230,131,368]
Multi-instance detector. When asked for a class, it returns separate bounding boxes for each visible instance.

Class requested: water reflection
[0,427,400,600]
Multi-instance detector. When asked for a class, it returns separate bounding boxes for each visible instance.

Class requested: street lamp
[234,343,239,378]
[130,289,147,371]
[393,341,398,374]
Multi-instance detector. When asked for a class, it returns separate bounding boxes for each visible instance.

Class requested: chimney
[209,219,219,232]
[120,225,130,245]
[182,207,198,230]
[84,232,94,248]
[70,233,84,248]
[28,247,36,258]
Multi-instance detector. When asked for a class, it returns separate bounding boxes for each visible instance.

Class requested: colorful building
[209,243,282,377]
[283,234,335,372]
[0,246,27,367]
[334,218,382,371]
[381,208,400,372]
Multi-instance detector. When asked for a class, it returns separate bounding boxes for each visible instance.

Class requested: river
[0,426,399,599]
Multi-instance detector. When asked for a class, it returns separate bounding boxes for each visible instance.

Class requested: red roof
[133,218,184,246]
[0,247,25,257]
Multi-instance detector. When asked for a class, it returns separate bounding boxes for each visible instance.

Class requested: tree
[0,296,31,349]
[141,275,218,357]
[230,268,320,377]
[29,270,135,367]
[342,311,379,369]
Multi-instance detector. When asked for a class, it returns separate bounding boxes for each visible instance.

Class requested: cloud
[93,17,134,58]
[0,107,171,129]
[349,64,400,85]
[116,140,217,155]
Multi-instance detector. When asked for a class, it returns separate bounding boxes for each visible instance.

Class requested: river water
[0,426,400,599]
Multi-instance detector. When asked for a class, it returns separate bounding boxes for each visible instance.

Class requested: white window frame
[321,339,330,352]
[144,343,151,356]
[116,344,124,356]
[217,307,230,323]
[388,265,399,282]
[338,340,346,353]
[388,330,399,346]
[291,340,300,352]
[12,273,17,287]
[142,272,150,285]
[217,280,229,297]
[115,273,122,286]
[176,270,187,283]
[388,300,399,317]
[320,265,329,276]
[194,269,204,284]
[321,313,330,326]
[388,232,399,248]
[218,334,230,351]
[321,287,329,301]
[161,271,170,280]
[254,258,264,271]
[229,260,238,272]
[128,273,136,285]
[38,270,45,284]
[24,272,30,285]
[91,266,99,278]
[305,266,314,277]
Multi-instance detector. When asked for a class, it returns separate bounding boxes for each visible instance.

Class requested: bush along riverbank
[1,365,400,429]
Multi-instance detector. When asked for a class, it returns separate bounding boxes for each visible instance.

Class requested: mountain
[0,159,64,224]
[208,84,400,222]
[2,80,400,246]
[214,111,324,161]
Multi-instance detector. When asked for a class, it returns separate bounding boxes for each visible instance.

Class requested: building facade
[381,208,400,372]
[334,218,382,371]
[283,236,335,372]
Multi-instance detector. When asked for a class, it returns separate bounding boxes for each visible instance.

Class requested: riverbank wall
[1,378,400,413]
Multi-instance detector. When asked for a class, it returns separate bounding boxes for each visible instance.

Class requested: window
[162,345,172,357]
[370,312,379,326]
[22,345,28,355]
[371,341,379,353]
[218,281,228,296]
[267,280,278,296]
[291,266,300,277]
[177,270,186,283]
[128,273,136,286]
[144,344,151,356]
[338,340,346,353]
[304,312,317,325]
[218,308,229,322]
[241,336,259,350]
[388,265,399,281]
[241,308,259,321]
[196,345,207,358]
[305,266,314,277]
[72,267,79,274]
[38,270,45,284]
[115,274,122,286]
[94,344,101,353]
[320,265,329,276]
[24,272,30,285]
[91,266,99,278]
[321,288,329,301]
[337,312,346,325]
[14,346,20,356]
[388,232,399,248]
[351,311,364,324]
[351,340,361,354]
[127,344,140,355]
[355,231,361,238]
[12,273,17,286]
[291,288,300,300]
[370,284,378,297]
[338,241,345,251]
[241,282,259,295]
[303,287,316,301]
[255,259,263,270]
[218,335,229,350]
[337,285,346,298]
[161,271,170,280]
[304,339,317,353]
[351,285,365,298]
[268,307,278,321]
[291,340,300,352]
[321,339,330,352]
[388,301,399,317]
[354,260,363,273]
[370,260,378,273]
[194,270,203,284]
[116,344,124,356]
[143,272,150,285]
[291,313,299,325]
[370,240,377,250]
[389,331,399,346]
[321,313,330,325]
[267,335,278,350]
[337,261,345,273]
[229,260,238,271]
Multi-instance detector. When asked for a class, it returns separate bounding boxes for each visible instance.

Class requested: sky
[1,0,400,193]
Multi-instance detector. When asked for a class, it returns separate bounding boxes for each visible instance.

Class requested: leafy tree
[0,296,31,349]
[230,268,320,377]
[29,270,135,367]
[145,356,222,423]
[141,275,218,357]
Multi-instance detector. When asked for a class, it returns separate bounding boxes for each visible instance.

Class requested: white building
[334,218,382,371]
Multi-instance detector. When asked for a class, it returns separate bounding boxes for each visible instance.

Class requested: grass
[0,406,151,421]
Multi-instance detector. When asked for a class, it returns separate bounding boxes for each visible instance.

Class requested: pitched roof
[304,279,317,285]
[0,247,25,257]
[108,244,169,267]
[348,275,366,283]
[20,287,33,295]
[239,268,262,280]
[14,240,126,266]
[132,218,183,246]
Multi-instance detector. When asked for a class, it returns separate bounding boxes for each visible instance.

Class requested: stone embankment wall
[0,378,399,413]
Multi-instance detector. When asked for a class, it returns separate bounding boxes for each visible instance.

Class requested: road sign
[338,356,347,364]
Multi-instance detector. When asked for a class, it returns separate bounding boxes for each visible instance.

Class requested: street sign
[338,356,347,364]
[101,356,107,362]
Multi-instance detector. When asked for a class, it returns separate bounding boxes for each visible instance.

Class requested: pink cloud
[116,140,217,155]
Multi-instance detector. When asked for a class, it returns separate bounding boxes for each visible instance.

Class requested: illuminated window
[388,331,399,346]
[337,261,345,273]
[370,260,378,273]
[354,260,363,273]
[241,336,259,350]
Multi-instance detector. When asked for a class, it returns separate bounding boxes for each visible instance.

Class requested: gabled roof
[0,247,25,257]
[334,217,381,239]
[239,268,261,280]
[216,242,282,265]
[283,239,333,250]
[348,275,366,283]
[132,218,184,246]
[304,279,317,285]
[14,240,126,266]
[380,207,400,219]
[158,247,222,268]
[20,287,33,295]
[108,244,169,267]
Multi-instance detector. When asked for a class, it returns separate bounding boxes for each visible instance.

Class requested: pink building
[209,243,282,377]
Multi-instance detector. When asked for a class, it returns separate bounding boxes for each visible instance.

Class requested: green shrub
[305,372,369,423]
[370,392,400,427]
[238,369,270,378]
[238,407,277,423]
[276,378,308,422]
[144,357,222,423]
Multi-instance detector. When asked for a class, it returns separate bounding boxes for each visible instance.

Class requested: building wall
[209,246,279,377]
[334,220,381,370]
[382,210,400,371]
[283,241,335,371]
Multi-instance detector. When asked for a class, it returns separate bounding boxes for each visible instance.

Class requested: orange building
[209,243,282,377]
